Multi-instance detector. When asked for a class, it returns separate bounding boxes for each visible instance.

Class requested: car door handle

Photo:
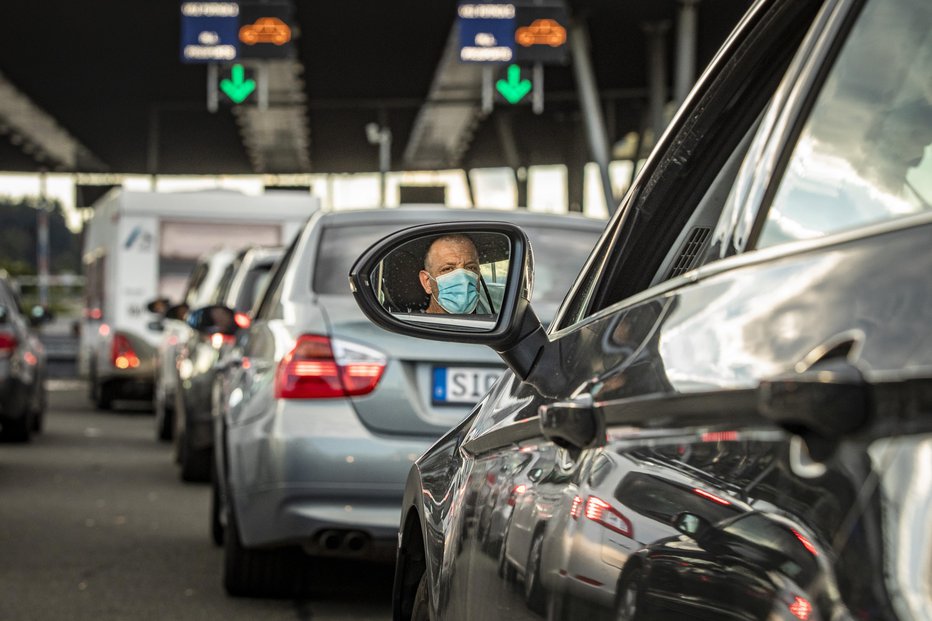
[759,357,870,440]
[539,394,605,451]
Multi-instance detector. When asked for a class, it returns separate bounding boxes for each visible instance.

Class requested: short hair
[423,234,478,271]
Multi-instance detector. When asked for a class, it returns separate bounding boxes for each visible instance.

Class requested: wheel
[410,571,431,621]
[94,381,113,410]
[179,430,212,482]
[223,503,301,598]
[210,462,225,546]
[154,386,174,442]
[615,568,644,621]
[524,530,546,613]
[30,379,46,433]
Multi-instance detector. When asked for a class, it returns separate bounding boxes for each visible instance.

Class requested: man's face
[419,237,480,298]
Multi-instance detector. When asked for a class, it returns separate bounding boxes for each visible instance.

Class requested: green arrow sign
[496,64,532,105]
[220,64,256,104]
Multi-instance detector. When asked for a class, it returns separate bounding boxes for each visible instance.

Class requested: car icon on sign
[239,17,292,46]
[515,19,567,47]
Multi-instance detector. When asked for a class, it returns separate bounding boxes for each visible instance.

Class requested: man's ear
[419,270,433,295]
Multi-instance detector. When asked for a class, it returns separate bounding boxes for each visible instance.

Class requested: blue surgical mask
[431,269,480,314]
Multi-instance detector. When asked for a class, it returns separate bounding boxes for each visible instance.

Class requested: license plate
[432,367,502,404]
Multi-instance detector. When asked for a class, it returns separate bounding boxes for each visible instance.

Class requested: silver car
[213,207,603,597]
[0,272,47,442]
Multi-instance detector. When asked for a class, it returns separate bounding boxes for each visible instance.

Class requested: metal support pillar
[367,121,392,206]
[37,171,50,310]
[495,113,527,208]
[642,21,671,146]
[207,64,219,113]
[570,20,616,216]
[674,0,699,106]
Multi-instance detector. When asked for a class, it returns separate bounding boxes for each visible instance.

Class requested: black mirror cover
[0,305,8,323]
[186,305,237,335]
[673,512,712,539]
[349,221,537,349]
[29,305,50,327]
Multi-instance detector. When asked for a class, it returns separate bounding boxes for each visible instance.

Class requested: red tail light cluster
[274,334,386,399]
[788,596,812,620]
[572,495,633,537]
[0,331,17,357]
[111,334,140,369]
[507,484,527,507]
[234,312,251,329]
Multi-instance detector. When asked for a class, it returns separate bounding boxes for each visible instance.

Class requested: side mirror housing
[165,304,189,321]
[0,305,8,323]
[186,305,237,336]
[349,221,547,379]
[673,512,712,539]
[29,305,50,327]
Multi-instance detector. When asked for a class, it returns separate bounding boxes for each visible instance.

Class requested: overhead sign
[458,3,516,63]
[237,2,296,59]
[513,4,569,64]
[219,64,257,104]
[458,1,570,65]
[496,64,532,104]
[180,1,241,63]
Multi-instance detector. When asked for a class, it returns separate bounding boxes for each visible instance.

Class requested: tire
[410,571,431,621]
[30,379,46,433]
[0,412,31,443]
[154,387,174,442]
[615,568,644,621]
[223,505,300,598]
[524,530,546,613]
[179,431,212,482]
[94,381,113,410]
[210,463,225,546]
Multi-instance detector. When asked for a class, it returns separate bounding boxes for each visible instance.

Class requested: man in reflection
[419,234,482,314]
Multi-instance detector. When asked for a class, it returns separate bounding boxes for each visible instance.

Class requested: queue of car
[67,0,932,617]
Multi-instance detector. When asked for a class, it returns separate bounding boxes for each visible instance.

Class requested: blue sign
[180,1,241,63]
[457,3,516,63]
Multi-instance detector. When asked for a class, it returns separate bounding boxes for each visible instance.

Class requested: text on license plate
[432,367,503,404]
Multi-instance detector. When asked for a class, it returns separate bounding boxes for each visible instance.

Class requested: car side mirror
[165,304,189,321]
[186,305,237,336]
[349,222,547,379]
[29,305,50,327]
[673,512,712,539]
[0,305,8,323]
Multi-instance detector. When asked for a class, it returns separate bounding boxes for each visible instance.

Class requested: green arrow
[496,64,532,105]
[219,64,256,104]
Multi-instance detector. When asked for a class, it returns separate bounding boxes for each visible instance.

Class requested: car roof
[318,206,606,232]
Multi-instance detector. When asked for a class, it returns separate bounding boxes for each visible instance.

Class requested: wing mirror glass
[186,305,237,336]
[673,512,711,538]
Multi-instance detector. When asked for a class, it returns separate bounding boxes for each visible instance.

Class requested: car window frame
[254,229,301,321]
[551,0,830,332]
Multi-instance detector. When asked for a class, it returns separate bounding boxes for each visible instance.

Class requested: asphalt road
[0,382,394,621]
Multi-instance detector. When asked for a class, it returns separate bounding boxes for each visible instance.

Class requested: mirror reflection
[370,232,511,328]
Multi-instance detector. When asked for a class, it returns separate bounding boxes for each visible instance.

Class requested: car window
[254,234,300,321]
[235,263,274,314]
[558,1,823,327]
[756,0,932,249]
[212,263,237,305]
[182,263,209,308]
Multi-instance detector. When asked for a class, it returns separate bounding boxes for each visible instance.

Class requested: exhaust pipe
[344,531,369,553]
[319,530,343,551]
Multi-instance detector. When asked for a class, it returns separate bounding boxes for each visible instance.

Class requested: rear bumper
[227,398,432,550]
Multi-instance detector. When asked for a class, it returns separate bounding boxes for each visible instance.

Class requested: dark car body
[172,246,282,481]
[0,273,47,442]
[349,0,932,619]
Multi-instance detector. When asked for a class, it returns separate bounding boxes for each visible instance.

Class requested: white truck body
[79,189,318,399]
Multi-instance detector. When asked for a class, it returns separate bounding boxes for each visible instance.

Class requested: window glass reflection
[758,0,932,248]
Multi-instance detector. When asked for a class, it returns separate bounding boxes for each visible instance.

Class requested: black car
[348,0,932,618]
[0,272,48,442]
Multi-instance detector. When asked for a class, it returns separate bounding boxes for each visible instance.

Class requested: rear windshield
[312,221,599,303]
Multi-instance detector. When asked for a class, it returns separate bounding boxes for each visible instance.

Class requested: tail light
[584,496,633,537]
[274,334,386,399]
[692,488,732,506]
[0,332,17,357]
[507,484,527,507]
[210,333,236,349]
[111,334,140,369]
[788,596,812,620]
[234,312,251,329]
[570,495,583,520]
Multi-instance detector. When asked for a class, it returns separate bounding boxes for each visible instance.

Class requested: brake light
[584,496,633,537]
[507,484,527,507]
[692,488,732,506]
[792,529,819,556]
[210,333,235,348]
[788,596,812,620]
[0,332,17,356]
[274,334,386,399]
[570,495,583,520]
[234,312,251,329]
[111,334,140,369]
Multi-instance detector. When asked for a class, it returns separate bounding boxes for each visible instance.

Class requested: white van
[79,189,317,409]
